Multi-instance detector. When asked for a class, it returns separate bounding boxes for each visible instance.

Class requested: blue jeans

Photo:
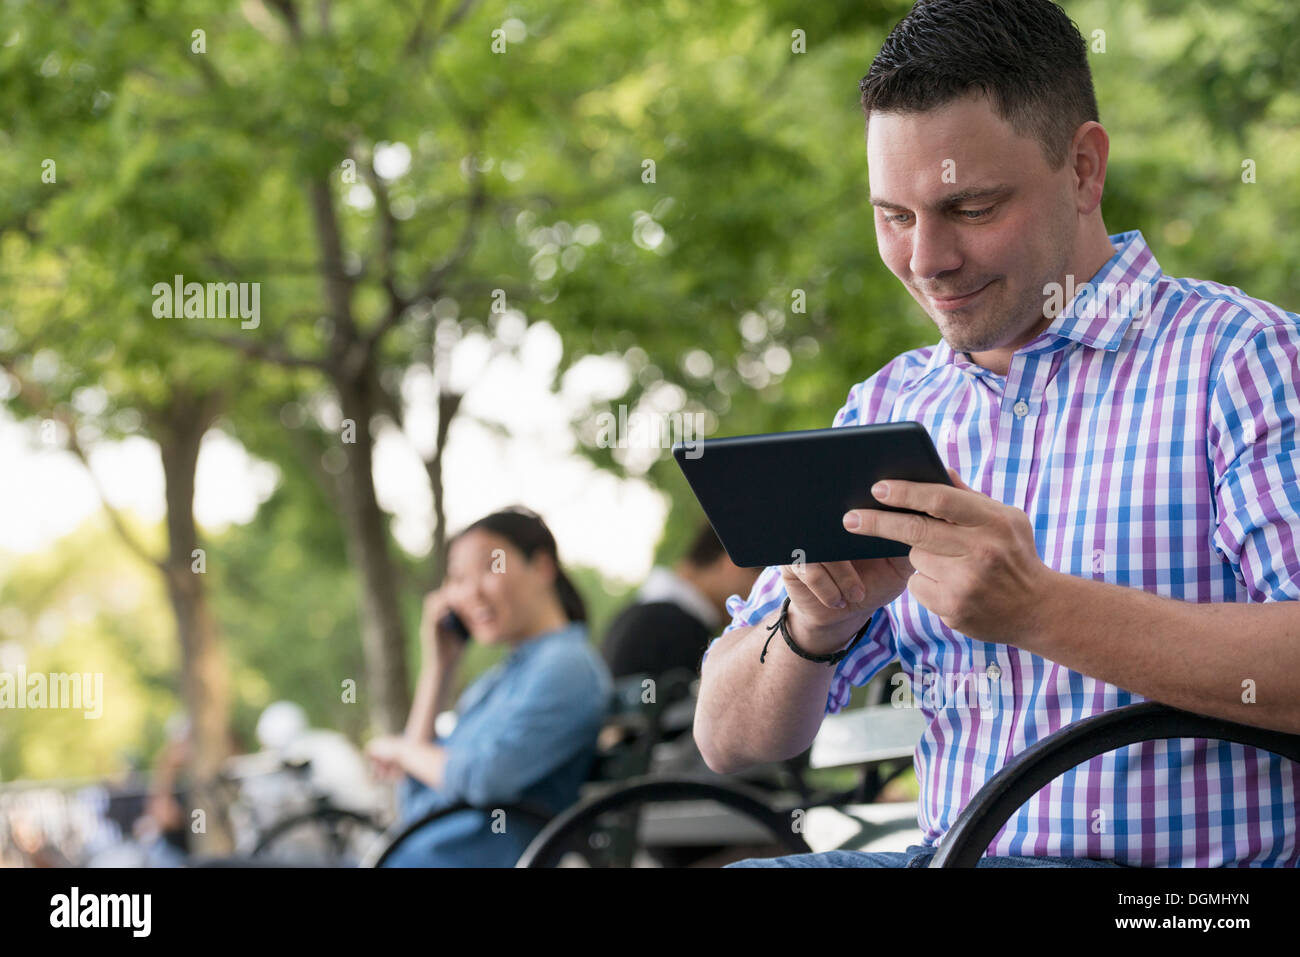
[726,843,1129,868]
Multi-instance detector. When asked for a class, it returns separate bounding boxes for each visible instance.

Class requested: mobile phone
[439,609,472,642]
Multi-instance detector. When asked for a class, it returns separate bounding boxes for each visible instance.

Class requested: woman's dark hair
[447,505,587,623]
[859,0,1099,170]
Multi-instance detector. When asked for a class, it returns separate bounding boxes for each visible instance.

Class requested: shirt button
[1012,400,1029,418]
[985,663,1002,680]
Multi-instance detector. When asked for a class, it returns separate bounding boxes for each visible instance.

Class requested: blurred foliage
[0,519,177,780]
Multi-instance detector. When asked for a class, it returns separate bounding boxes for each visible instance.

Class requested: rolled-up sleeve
[440,645,609,807]
[1209,323,1300,602]
[700,565,787,672]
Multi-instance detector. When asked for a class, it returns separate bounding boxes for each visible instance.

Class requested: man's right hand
[779,554,915,655]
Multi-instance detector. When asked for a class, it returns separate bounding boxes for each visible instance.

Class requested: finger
[854,553,915,578]
[887,553,917,580]
[905,547,951,582]
[781,562,850,608]
[870,476,986,526]
[818,560,866,603]
[905,566,942,614]
[844,508,965,556]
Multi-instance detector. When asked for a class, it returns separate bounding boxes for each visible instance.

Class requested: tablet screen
[672,421,951,568]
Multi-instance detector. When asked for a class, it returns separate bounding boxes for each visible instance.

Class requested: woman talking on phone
[365,505,612,867]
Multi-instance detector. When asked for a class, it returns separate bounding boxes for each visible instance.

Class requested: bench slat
[809,704,926,770]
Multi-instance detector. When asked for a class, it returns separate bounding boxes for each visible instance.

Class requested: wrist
[782,601,872,658]
[418,661,451,692]
[423,641,462,663]
[1019,567,1069,655]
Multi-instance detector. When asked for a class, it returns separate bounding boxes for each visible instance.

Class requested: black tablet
[672,421,952,568]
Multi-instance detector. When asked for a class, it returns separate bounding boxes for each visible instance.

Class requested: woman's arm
[403,588,466,743]
[366,589,464,783]
[365,736,450,790]
[404,661,459,744]
[439,644,608,807]
[399,740,451,790]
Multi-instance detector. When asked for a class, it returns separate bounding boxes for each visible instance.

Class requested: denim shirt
[385,621,612,867]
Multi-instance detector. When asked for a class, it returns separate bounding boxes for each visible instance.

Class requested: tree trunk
[306,174,411,733]
[155,393,233,856]
[335,372,412,733]
[425,390,463,588]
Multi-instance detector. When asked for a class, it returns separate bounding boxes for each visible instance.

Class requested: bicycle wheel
[251,808,387,866]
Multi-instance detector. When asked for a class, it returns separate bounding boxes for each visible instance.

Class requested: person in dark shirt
[602,522,760,679]
[599,522,762,868]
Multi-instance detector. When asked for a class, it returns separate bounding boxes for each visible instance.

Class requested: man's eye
[886,212,912,225]
[959,207,993,220]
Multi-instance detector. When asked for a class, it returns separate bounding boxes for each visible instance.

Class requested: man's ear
[1070,120,1109,215]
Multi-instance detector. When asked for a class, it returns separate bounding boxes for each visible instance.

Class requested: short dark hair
[682,521,726,568]
[859,0,1099,170]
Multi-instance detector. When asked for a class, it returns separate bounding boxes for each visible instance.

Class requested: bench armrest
[930,701,1300,867]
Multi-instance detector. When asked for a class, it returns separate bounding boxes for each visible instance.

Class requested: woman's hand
[145,791,184,832]
[419,587,468,666]
[365,735,410,781]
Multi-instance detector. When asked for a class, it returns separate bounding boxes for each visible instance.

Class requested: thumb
[947,467,971,489]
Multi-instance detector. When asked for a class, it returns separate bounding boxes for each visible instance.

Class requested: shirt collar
[636,566,723,629]
[919,229,1163,378]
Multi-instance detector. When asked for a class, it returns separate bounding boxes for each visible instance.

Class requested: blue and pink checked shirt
[704,230,1300,866]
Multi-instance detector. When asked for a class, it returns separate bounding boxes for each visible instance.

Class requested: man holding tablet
[695,0,1300,867]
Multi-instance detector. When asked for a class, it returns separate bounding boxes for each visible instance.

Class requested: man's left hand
[842,468,1059,647]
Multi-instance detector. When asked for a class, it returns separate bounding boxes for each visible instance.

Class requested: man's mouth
[927,279,994,310]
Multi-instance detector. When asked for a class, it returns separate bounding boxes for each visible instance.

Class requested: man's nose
[909,216,963,281]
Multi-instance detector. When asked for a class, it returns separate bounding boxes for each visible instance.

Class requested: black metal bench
[930,701,1300,867]
[513,665,926,865]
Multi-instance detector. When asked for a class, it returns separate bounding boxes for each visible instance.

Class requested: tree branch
[362,153,403,324]
[438,0,478,36]
[410,146,489,302]
[184,326,327,371]
[305,176,363,379]
[363,160,487,353]
[203,253,333,278]
[404,0,442,58]
[265,0,305,43]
